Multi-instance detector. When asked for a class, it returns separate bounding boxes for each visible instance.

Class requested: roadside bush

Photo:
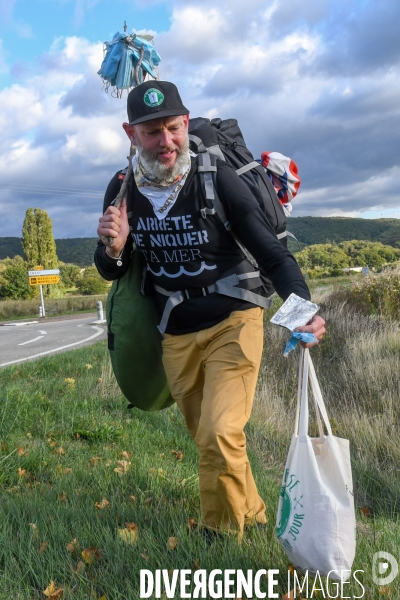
[304,266,347,279]
[76,266,109,295]
[0,263,35,300]
[59,263,82,288]
[326,266,400,319]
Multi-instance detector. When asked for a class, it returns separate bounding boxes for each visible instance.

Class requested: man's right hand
[97,198,130,257]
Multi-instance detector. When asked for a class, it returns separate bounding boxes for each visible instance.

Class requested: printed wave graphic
[147,262,217,278]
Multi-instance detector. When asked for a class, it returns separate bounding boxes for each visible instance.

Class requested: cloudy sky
[0,0,399,238]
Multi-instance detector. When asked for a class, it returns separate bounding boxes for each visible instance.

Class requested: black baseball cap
[127,80,189,125]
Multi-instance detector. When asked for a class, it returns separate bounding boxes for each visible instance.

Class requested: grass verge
[0,295,108,322]
[0,303,399,598]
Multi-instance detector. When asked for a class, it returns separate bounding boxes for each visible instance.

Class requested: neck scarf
[133,151,194,220]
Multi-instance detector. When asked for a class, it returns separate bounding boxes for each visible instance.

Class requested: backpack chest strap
[153,270,271,336]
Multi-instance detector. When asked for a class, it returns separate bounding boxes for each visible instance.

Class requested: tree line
[3,216,400,266]
[295,240,400,278]
[2,209,400,298]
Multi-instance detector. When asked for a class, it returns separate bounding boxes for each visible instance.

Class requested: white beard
[135,135,190,184]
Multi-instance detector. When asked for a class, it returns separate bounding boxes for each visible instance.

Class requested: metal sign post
[27,267,61,318]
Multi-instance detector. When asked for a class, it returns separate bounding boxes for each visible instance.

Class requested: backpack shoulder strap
[196,151,259,270]
[197,151,231,230]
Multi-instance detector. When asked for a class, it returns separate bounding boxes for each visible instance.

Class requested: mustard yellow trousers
[162,307,266,537]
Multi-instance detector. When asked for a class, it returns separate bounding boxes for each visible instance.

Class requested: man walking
[95,80,325,539]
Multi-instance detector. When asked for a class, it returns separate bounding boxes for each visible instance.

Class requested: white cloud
[0,0,400,238]
[295,166,400,217]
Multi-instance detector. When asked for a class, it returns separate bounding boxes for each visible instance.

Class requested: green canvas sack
[106,249,174,411]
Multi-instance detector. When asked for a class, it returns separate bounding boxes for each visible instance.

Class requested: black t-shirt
[95,158,310,334]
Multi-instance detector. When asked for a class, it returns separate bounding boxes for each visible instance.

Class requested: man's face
[123,115,189,171]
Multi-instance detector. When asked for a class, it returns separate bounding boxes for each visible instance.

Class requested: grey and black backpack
[189,117,291,297]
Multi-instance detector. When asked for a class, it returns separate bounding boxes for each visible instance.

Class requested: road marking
[39,330,47,335]
[0,326,105,367]
[18,336,45,346]
[3,321,39,327]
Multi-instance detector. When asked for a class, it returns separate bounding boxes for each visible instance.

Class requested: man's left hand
[295,315,326,348]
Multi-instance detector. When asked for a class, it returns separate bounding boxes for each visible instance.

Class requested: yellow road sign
[33,265,44,270]
[29,275,60,286]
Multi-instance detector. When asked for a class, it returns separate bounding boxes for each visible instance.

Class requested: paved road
[0,316,107,368]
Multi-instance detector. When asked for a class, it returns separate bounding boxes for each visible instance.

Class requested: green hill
[54,238,98,266]
[0,237,98,267]
[287,216,400,248]
[1,217,400,266]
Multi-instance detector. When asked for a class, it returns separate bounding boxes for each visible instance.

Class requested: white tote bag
[276,348,356,581]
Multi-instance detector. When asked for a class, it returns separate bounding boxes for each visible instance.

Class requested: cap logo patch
[143,88,164,107]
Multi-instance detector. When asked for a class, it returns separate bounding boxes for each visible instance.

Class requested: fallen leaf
[43,581,64,598]
[172,450,184,461]
[144,497,153,504]
[66,539,78,554]
[81,547,102,564]
[54,447,65,455]
[39,542,48,553]
[8,485,20,493]
[65,378,75,388]
[17,467,27,477]
[114,460,131,475]
[167,537,178,551]
[56,464,71,475]
[43,581,56,596]
[29,523,39,539]
[159,453,165,458]
[86,364,93,369]
[75,560,86,575]
[95,498,110,510]
[193,558,200,570]
[98,596,107,600]
[360,505,372,518]
[118,523,138,545]
[141,553,149,563]
[97,378,103,383]
[58,492,68,502]
[90,456,102,466]
[119,451,131,459]
[379,586,391,595]
[17,446,27,456]
[129,495,136,502]
[187,518,197,531]
[49,441,58,448]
